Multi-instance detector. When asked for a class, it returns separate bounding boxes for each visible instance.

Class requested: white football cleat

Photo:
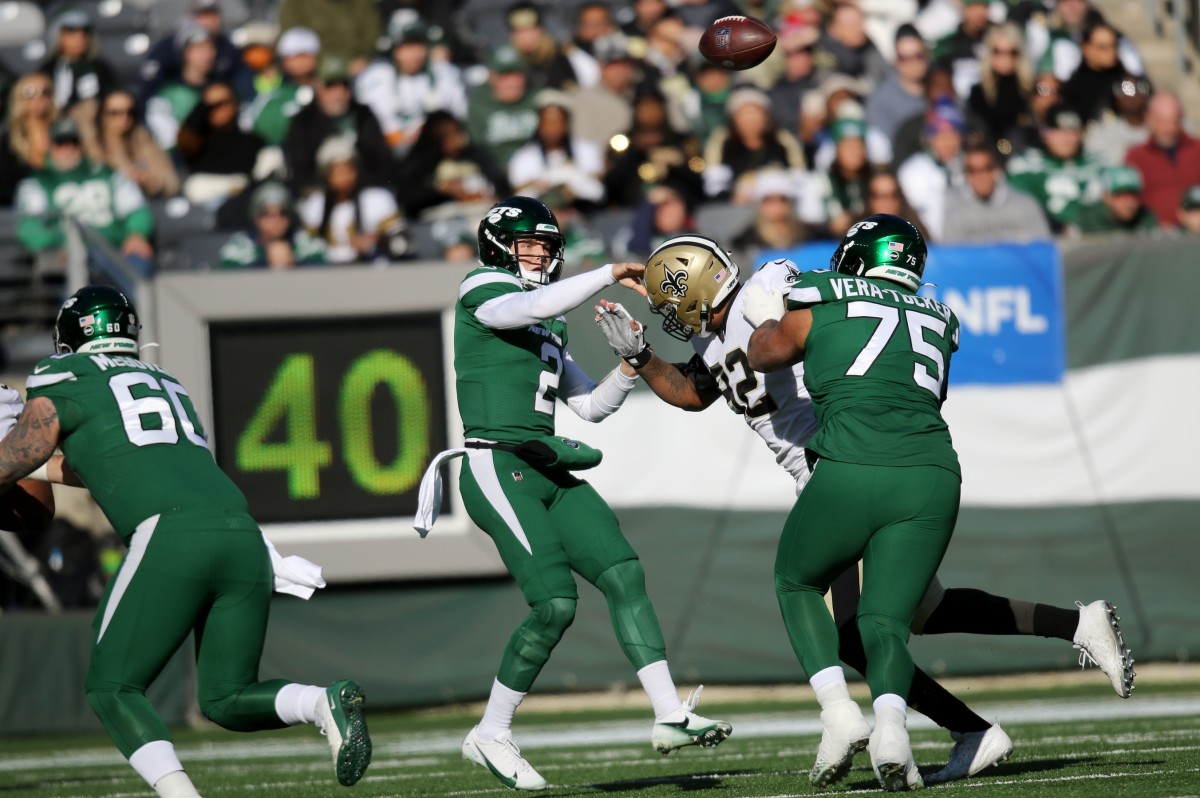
[809,699,871,787]
[316,680,372,787]
[1073,600,1135,698]
[462,726,547,791]
[869,707,924,791]
[650,686,733,754]
[924,723,1013,784]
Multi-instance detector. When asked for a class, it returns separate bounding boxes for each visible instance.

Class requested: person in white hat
[354,11,467,155]
[240,27,322,145]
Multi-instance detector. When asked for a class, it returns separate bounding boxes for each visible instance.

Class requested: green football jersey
[787,270,961,476]
[26,352,250,542]
[455,267,568,444]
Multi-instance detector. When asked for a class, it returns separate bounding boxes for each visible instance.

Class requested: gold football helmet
[645,234,741,340]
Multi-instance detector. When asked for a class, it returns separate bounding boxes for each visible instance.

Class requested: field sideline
[3,666,1198,798]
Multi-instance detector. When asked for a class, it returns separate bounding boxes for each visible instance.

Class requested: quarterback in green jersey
[425,196,730,791]
[745,214,961,791]
[0,287,371,798]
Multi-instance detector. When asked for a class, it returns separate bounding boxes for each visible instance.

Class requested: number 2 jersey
[455,267,568,444]
[787,269,961,476]
[26,352,250,543]
[691,258,819,487]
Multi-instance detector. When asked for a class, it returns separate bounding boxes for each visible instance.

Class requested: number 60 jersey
[26,353,250,543]
[691,258,819,492]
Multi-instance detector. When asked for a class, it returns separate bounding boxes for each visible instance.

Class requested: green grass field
[3,674,1199,798]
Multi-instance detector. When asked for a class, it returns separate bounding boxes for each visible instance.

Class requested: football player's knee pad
[774,570,818,595]
[856,612,911,657]
[515,597,577,663]
[596,559,647,602]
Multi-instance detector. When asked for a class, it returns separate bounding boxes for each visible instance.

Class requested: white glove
[0,385,24,441]
[741,284,787,328]
[595,302,647,359]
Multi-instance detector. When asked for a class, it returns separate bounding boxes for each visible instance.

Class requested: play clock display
[209,314,449,523]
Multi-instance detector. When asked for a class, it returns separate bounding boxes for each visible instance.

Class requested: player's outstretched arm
[475,262,646,329]
[746,310,813,373]
[594,299,718,411]
[0,397,62,485]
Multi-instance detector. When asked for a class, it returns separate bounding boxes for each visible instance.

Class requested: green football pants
[774,460,960,698]
[460,449,667,692]
[86,513,290,759]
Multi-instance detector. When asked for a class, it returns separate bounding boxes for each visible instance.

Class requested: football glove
[741,284,787,328]
[595,301,652,367]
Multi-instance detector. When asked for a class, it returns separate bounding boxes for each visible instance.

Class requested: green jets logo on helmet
[54,285,140,355]
[477,196,566,289]
[830,213,927,292]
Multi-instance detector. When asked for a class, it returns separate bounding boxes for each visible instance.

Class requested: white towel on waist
[414,448,469,537]
[261,532,326,599]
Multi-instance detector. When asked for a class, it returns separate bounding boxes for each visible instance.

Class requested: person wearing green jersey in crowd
[240,27,322,146]
[0,287,370,798]
[15,118,155,274]
[415,196,731,791]
[1069,164,1158,235]
[1006,103,1104,232]
[219,181,326,269]
[744,214,960,791]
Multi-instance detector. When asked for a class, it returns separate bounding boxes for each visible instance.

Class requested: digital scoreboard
[151,265,504,582]
[209,314,449,523]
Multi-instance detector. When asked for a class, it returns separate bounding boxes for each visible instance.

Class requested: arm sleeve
[15,179,63,252]
[559,353,638,422]
[475,264,615,329]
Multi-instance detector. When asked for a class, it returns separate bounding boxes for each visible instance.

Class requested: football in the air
[698,15,777,71]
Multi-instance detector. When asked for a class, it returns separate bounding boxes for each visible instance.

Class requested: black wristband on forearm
[624,344,654,369]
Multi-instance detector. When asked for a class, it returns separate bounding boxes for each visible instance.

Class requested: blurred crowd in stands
[0,0,1199,283]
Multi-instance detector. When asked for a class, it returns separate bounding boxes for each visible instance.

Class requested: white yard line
[3,695,1199,774]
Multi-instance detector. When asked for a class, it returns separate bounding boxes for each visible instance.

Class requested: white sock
[810,666,852,710]
[637,660,684,720]
[873,693,908,722]
[274,683,325,726]
[129,741,188,790]
[152,771,202,798]
[476,679,526,740]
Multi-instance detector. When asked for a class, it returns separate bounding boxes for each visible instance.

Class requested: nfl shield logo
[512,471,524,482]
[715,26,731,49]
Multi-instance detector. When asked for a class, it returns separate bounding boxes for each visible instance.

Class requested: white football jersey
[692,257,818,492]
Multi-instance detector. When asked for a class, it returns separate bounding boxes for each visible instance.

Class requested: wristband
[623,344,654,369]
[27,462,50,482]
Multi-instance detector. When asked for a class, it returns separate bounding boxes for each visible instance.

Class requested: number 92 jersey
[26,352,250,542]
[786,269,961,476]
[692,258,818,490]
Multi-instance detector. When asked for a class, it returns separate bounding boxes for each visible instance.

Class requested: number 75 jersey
[26,352,250,541]
[787,268,961,477]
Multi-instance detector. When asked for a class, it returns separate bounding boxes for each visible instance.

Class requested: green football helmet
[53,285,140,355]
[477,196,566,288]
[829,213,927,292]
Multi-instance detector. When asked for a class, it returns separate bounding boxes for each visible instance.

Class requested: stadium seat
[0,2,45,48]
[164,230,229,271]
[0,40,47,75]
[694,202,756,245]
[151,196,216,250]
[42,0,149,34]
[407,221,443,261]
[585,208,635,251]
[95,30,153,87]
